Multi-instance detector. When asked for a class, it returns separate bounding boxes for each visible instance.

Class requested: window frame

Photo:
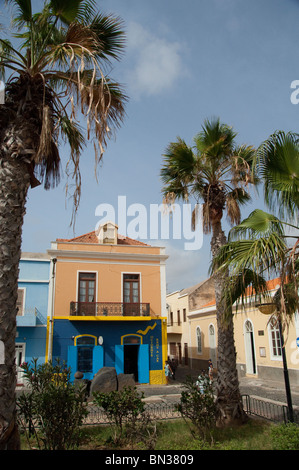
[77,271,97,303]
[122,273,141,304]
[268,316,282,361]
[17,288,26,316]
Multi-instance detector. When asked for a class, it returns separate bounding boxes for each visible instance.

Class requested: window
[269,317,282,359]
[183,308,186,322]
[177,310,180,326]
[196,326,202,354]
[123,274,140,315]
[123,335,141,345]
[170,311,173,326]
[76,336,96,373]
[123,274,140,303]
[78,273,96,315]
[17,289,25,316]
[78,273,96,303]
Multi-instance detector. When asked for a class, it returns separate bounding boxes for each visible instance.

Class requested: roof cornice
[47,248,168,263]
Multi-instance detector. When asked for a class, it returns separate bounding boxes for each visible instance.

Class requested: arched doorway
[115,334,149,384]
[244,320,256,375]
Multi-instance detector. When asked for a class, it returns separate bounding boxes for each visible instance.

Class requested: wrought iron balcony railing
[70,301,151,317]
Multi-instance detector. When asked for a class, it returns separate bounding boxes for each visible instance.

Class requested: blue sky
[2,0,299,293]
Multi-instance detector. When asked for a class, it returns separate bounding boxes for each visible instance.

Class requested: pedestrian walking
[164,361,172,385]
[208,360,213,385]
[196,370,206,394]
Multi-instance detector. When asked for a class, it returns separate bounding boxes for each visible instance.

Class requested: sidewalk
[137,365,299,408]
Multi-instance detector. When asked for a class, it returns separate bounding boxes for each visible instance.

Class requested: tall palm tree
[212,131,299,325]
[161,118,256,425]
[0,0,127,449]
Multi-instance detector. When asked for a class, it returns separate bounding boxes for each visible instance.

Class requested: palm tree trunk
[211,220,247,425]
[0,150,30,449]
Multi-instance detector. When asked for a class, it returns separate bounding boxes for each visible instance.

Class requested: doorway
[124,345,139,382]
[15,343,26,385]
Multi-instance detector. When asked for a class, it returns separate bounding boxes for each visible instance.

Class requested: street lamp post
[277,318,294,423]
[256,302,294,423]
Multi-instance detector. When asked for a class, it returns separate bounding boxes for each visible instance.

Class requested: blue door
[114,343,149,383]
[93,345,104,375]
[68,345,78,382]
[115,344,124,375]
[138,344,149,383]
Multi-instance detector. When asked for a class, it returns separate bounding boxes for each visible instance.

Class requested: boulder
[117,373,135,391]
[90,367,118,395]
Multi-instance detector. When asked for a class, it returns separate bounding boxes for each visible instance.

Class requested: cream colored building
[166,289,190,365]
[168,277,299,385]
[166,277,216,369]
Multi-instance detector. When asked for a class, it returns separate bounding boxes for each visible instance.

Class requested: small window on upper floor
[17,288,25,316]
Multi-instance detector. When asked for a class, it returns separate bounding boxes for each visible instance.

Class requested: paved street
[137,366,299,409]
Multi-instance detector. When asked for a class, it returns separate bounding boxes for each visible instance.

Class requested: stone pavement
[137,365,299,409]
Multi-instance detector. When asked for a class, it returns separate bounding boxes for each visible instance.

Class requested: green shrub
[270,422,299,450]
[17,359,88,450]
[176,375,217,442]
[93,386,157,448]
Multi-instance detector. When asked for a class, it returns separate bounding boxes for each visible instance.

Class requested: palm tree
[211,130,299,423]
[161,118,256,425]
[212,131,299,325]
[0,0,127,449]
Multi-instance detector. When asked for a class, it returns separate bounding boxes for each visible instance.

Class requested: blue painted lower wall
[16,326,47,365]
[52,319,164,384]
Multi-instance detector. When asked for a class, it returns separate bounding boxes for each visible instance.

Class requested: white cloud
[125,22,185,99]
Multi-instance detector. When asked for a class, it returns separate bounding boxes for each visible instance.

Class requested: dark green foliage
[17,359,88,450]
[93,386,157,448]
[176,375,217,442]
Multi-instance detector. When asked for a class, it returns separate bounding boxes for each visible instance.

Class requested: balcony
[167,322,183,334]
[17,308,46,327]
[70,301,151,317]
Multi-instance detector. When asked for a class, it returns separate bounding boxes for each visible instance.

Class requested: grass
[31,417,274,451]
[20,416,299,451]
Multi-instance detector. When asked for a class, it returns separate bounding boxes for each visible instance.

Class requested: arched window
[122,335,142,345]
[269,317,282,358]
[196,326,202,354]
[75,335,97,373]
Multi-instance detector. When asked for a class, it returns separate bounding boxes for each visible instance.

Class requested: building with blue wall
[16,253,51,384]
[51,318,165,383]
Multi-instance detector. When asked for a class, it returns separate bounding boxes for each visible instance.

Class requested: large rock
[90,367,118,395]
[117,373,135,391]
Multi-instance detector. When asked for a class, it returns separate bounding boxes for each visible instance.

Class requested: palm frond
[161,118,255,235]
[256,131,299,221]
[211,233,287,278]
[228,209,285,240]
[219,269,268,323]
[87,12,126,63]
[6,0,32,26]
[48,0,95,25]
[1,0,127,224]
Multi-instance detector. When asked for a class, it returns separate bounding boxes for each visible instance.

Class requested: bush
[93,386,157,448]
[17,359,88,450]
[270,422,299,450]
[176,375,217,442]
